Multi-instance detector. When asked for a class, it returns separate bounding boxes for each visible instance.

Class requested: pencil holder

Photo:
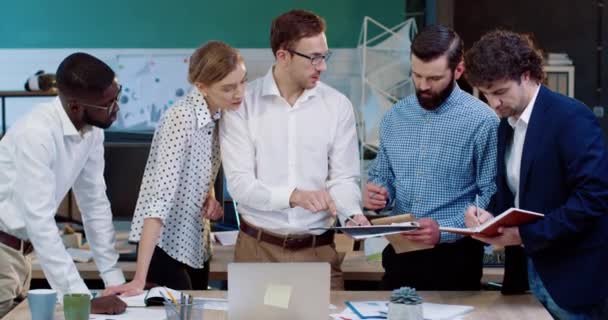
[164,301,205,320]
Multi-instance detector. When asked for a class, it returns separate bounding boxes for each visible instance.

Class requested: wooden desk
[3,290,551,320]
[31,246,504,283]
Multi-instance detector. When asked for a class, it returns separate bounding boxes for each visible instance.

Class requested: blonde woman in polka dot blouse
[103,41,247,296]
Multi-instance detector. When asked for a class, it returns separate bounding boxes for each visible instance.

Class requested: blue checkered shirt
[368,85,499,243]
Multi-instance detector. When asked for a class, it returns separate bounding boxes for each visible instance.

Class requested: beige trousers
[0,242,32,318]
[234,230,345,290]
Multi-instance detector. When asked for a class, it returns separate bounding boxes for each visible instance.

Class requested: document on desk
[90,307,166,319]
[332,300,474,320]
[310,222,419,240]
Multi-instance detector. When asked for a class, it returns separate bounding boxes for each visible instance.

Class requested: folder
[371,213,434,253]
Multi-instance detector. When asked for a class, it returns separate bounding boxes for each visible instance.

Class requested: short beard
[83,110,113,129]
[416,73,456,110]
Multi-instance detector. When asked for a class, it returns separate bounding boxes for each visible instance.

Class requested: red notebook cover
[440,208,544,236]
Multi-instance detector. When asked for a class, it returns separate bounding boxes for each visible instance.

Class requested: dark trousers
[381,237,484,291]
[143,245,210,290]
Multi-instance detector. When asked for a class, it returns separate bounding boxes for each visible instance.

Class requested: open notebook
[119,286,184,307]
[440,208,544,236]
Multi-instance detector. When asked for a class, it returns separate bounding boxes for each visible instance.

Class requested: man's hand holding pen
[345,213,371,226]
[363,182,388,210]
[464,206,493,228]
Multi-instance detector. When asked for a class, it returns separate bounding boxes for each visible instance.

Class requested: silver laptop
[228,262,330,320]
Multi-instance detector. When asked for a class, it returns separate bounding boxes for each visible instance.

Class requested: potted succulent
[387,287,423,320]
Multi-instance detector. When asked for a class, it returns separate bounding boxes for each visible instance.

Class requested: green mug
[63,293,91,320]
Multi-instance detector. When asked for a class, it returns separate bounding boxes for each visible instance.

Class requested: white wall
[0,48,362,133]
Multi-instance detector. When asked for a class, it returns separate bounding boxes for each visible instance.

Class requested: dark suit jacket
[494,85,608,312]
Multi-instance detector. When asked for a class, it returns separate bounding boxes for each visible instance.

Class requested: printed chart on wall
[113,54,191,131]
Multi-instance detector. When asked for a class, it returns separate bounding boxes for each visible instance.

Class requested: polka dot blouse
[128,88,221,269]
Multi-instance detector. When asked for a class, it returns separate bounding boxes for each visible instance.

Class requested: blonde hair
[188,41,243,85]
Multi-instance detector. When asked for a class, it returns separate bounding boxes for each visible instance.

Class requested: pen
[165,287,178,305]
[333,196,361,226]
[339,212,360,226]
[475,194,481,225]
[180,293,185,320]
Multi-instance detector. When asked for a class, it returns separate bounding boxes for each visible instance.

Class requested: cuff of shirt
[338,210,363,226]
[101,269,126,287]
[145,200,172,221]
[439,231,463,243]
[57,282,90,304]
[270,186,296,210]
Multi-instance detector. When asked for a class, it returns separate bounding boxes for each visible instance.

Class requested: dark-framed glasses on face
[287,49,332,66]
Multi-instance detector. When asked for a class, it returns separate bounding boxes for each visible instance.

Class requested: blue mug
[28,289,57,320]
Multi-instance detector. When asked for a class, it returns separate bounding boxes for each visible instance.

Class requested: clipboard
[371,213,434,253]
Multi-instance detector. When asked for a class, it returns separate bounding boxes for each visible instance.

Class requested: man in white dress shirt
[220,9,369,289]
[0,52,127,316]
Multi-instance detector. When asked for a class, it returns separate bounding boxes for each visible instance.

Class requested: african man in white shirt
[0,53,127,316]
[220,9,370,290]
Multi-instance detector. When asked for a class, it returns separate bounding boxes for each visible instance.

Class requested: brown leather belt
[0,229,33,255]
[240,219,334,251]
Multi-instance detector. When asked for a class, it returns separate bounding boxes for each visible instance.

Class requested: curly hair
[464,30,545,87]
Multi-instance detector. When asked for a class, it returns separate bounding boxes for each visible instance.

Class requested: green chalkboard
[1,0,404,48]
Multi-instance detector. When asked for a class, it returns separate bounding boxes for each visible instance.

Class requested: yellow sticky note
[263,284,292,309]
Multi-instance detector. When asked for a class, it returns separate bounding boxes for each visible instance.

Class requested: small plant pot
[387,302,423,320]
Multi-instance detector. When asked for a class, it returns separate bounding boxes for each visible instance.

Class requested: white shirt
[0,98,125,299]
[506,85,540,207]
[129,89,220,268]
[220,67,362,235]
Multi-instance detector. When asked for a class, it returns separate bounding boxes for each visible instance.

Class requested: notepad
[263,284,292,309]
[439,207,544,236]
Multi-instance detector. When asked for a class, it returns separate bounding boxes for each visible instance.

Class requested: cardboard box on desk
[61,232,82,248]
[371,213,433,254]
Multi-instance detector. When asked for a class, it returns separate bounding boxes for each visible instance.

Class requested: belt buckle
[282,235,308,249]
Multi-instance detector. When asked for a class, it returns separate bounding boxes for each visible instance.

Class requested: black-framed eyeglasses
[287,49,332,66]
[78,85,122,115]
